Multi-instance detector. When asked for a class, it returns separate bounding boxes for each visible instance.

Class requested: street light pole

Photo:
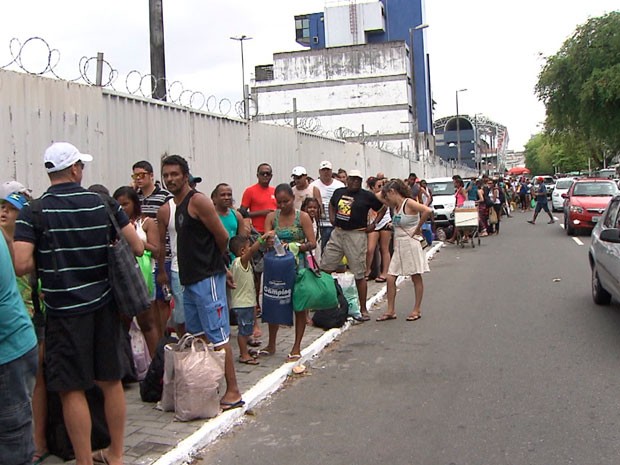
[455,88,467,166]
[230,35,252,119]
[408,23,429,157]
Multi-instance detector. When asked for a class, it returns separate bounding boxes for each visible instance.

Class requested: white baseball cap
[291,166,307,177]
[44,142,93,173]
[348,169,363,179]
[319,160,332,170]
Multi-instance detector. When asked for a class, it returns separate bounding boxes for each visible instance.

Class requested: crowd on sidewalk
[1,143,437,465]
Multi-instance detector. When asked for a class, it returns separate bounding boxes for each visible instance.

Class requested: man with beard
[320,170,385,321]
[161,155,243,411]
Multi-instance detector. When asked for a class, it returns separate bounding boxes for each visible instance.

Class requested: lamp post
[455,88,467,166]
[230,35,252,119]
[408,23,429,156]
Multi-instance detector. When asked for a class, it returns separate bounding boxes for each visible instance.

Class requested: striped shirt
[138,185,172,261]
[14,183,129,315]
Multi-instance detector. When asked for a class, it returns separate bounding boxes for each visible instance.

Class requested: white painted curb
[153,241,444,465]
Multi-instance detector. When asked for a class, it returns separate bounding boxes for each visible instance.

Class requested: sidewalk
[44,242,442,465]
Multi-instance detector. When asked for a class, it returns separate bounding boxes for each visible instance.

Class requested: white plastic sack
[334,272,361,318]
[129,319,152,381]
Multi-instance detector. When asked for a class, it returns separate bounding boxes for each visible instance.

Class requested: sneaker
[527,220,535,224]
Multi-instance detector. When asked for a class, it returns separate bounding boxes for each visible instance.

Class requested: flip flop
[406,314,422,322]
[376,314,397,321]
[375,276,387,283]
[220,399,245,411]
[33,452,51,465]
[249,348,274,357]
[239,357,260,365]
[92,450,110,465]
[247,339,262,347]
[286,353,302,362]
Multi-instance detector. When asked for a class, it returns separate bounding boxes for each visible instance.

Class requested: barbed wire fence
[1,37,429,162]
[0,36,252,118]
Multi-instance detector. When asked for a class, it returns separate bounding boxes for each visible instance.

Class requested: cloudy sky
[1,0,617,150]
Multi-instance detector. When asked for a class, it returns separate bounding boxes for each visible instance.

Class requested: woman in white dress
[375,179,432,322]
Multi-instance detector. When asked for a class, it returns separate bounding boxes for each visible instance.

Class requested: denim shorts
[154,261,173,301]
[170,270,185,324]
[183,273,230,347]
[0,346,38,465]
[232,307,255,337]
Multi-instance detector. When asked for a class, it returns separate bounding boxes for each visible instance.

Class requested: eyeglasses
[74,161,85,169]
[258,171,272,177]
[132,172,149,180]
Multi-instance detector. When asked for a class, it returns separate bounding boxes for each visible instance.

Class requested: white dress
[388,198,430,276]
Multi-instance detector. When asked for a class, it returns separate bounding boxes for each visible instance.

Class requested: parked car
[425,177,471,226]
[551,178,575,212]
[589,194,620,304]
[563,178,619,235]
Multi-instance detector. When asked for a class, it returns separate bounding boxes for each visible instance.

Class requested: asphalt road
[202,211,620,465]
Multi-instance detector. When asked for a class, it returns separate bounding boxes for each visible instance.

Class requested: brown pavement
[43,279,386,465]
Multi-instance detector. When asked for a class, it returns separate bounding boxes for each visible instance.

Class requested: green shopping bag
[530,198,536,209]
[293,268,339,312]
[136,250,154,296]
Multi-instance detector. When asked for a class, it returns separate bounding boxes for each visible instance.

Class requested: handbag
[129,319,152,381]
[136,250,154,296]
[161,334,226,421]
[488,207,498,225]
[293,267,339,312]
[105,204,151,317]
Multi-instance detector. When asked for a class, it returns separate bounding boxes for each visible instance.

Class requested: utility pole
[149,0,167,101]
[231,35,252,120]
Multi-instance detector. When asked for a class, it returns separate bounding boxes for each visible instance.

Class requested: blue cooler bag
[262,251,296,326]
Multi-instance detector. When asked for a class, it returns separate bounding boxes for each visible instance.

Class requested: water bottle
[162,284,173,302]
[273,236,286,256]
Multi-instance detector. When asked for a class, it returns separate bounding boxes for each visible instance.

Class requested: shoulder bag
[105,203,151,317]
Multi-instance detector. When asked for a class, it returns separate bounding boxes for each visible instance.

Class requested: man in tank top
[161,155,244,411]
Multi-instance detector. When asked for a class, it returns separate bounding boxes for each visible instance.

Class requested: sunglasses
[132,172,150,180]
[258,171,272,177]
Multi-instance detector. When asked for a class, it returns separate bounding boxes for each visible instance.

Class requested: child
[229,233,270,365]
[300,197,322,325]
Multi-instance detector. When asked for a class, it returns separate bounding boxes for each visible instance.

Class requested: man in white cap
[291,166,320,210]
[310,160,344,251]
[11,142,144,465]
[320,169,386,321]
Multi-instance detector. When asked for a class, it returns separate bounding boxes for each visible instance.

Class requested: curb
[153,241,444,465]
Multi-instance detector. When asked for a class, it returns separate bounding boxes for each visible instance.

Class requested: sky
[0,0,618,151]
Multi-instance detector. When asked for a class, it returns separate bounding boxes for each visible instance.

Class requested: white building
[253,40,414,155]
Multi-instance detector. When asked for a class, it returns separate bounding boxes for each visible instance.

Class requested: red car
[563,178,619,235]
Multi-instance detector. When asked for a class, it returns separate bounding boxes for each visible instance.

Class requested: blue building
[293,0,432,136]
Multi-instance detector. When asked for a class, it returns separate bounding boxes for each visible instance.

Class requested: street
[202,210,620,465]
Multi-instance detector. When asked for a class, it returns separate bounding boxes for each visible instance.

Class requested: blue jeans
[0,346,38,465]
[320,226,334,253]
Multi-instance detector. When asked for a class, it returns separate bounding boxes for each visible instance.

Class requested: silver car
[589,194,620,304]
[551,178,575,212]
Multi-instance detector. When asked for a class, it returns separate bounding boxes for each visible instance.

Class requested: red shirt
[241,183,276,233]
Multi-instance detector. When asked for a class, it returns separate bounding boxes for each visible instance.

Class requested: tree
[524,132,589,174]
[536,11,620,165]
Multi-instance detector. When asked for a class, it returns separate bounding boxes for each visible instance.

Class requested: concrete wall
[1,68,465,198]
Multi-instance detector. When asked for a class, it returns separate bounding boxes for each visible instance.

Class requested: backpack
[311,281,349,330]
[140,335,178,402]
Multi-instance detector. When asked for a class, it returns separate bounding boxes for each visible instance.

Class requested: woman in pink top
[446,177,467,244]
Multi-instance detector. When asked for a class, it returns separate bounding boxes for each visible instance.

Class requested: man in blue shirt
[527,177,555,225]
[0,228,38,465]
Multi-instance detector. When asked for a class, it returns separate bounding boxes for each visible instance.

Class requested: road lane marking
[572,237,584,246]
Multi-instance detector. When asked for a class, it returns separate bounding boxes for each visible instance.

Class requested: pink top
[455,188,466,207]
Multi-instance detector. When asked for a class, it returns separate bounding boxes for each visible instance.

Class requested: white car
[425,177,457,226]
[551,178,575,211]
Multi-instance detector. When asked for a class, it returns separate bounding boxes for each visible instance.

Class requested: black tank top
[175,190,226,285]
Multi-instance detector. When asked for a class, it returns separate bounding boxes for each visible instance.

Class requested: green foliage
[536,11,620,163]
[524,132,590,174]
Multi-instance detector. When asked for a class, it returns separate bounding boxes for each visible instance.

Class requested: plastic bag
[293,268,339,312]
[136,250,154,296]
[129,319,152,381]
[334,272,361,318]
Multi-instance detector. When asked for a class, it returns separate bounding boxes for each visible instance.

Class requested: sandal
[249,348,274,357]
[92,450,110,465]
[33,451,51,465]
[376,313,397,321]
[239,357,260,365]
[286,353,302,362]
[375,276,387,283]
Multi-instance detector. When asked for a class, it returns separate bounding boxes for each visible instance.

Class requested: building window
[295,16,311,44]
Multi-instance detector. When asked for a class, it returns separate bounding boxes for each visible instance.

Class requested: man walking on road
[310,160,344,252]
[161,155,244,411]
[13,142,144,465]
[527,177,555,225]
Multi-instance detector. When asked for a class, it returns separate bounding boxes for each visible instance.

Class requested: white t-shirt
[166,199,179,272]
[310,178,345,227]
[292,184,315,210]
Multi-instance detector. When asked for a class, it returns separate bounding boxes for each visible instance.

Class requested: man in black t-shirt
[321,169,386,321]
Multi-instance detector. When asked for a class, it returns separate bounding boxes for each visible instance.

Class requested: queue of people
[1,145,436,465]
